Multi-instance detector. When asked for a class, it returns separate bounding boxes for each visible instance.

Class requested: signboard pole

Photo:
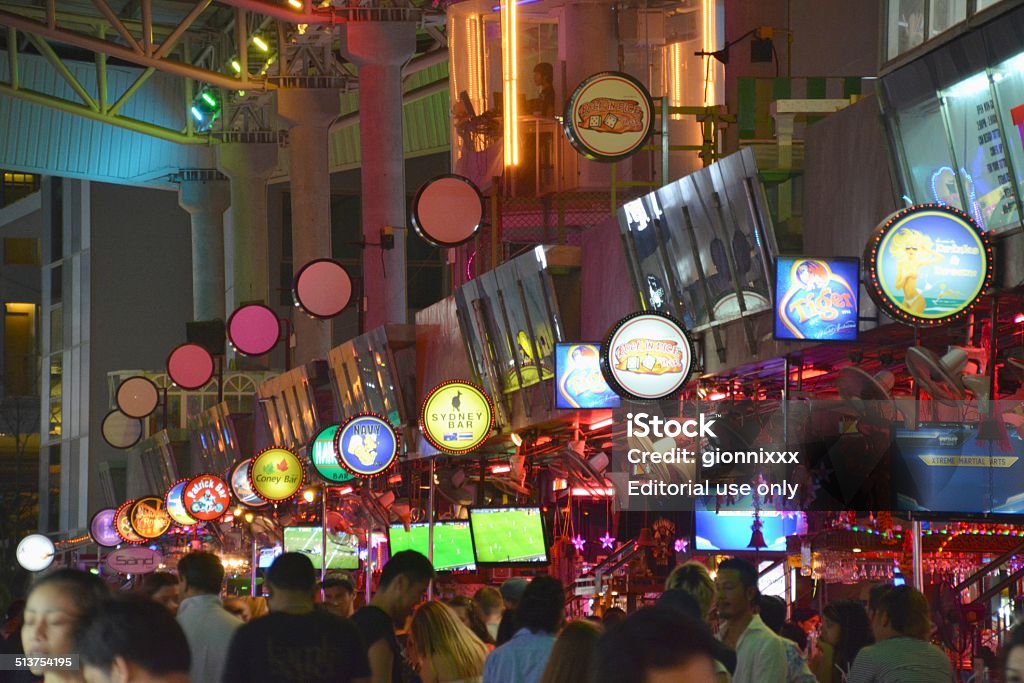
[321,486,329,591]
[427,458,435,600]
[364,528,372,605]
[911,520,924,590]
[250,538,257,598]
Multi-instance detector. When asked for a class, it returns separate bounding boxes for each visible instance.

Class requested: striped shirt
[846,637,953,683]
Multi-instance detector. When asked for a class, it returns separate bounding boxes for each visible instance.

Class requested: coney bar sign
[564,71,654,162]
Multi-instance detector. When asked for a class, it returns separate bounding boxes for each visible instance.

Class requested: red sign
[182,474,231,522]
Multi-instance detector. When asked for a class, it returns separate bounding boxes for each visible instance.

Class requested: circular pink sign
[293,259,353,318]
[412,175,484,247]
[167,343,215,390]
[228,304,279,356]
[116,376,159,418]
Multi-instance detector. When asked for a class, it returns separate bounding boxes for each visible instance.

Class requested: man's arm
[366,639,394,683]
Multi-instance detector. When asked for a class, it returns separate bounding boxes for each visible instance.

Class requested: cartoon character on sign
[889,227,942,316]
[348,432,380,467]
[190,490,224,515]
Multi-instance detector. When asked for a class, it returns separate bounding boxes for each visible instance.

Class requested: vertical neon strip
[703,0,716,106]
[501,0,518,166]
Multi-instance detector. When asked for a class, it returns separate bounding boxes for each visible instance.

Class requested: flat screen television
[387,521,476,571]
[468,506,549,566]
[283,526,359,569]
[694,510,801,553]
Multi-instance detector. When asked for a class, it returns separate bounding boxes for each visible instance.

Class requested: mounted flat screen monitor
[694,510,801,553]
[283,526,359,570]
[893,423,1024,515]
[469,507,549,566]
[387,521,476,571]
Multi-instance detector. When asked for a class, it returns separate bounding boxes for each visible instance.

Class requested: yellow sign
[129,497,172,539]
[918,454,1019,468]
[420,381,494,454]
[249,448,305,502]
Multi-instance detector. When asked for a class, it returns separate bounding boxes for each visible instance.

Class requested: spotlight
[230,59,241,73]
[252,36,269,52]
[303,489,316,503]
[244,512,255,523]
[510,432,522,447]
[288,0,303,7]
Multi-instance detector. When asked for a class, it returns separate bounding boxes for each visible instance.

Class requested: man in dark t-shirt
[223,553,370,683]
[351,550,434,683]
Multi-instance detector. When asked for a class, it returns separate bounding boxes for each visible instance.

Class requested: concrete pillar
[278,88,339,364]
[564,1,620,189]
[177,173,230,321]
[341,21,416,329]
[216,141,278,312]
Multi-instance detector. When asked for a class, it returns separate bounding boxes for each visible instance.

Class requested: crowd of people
[1,550,1020,682]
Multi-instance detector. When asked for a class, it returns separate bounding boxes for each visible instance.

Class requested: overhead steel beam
[0,8,262,91]
[0,82,209,144]
[154,0,213,60]
[214,0,332,24]
[24,33,98,111]
[88,0,142,53]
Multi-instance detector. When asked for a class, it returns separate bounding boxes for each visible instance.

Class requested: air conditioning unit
[619,9,666,46]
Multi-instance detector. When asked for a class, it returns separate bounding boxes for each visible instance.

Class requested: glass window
[928,0,966,39]
[895,98,962,208]
[976,0,1001,10]
[888,0,925,59]
[942,71,1019,232]
[990,53,1024,233]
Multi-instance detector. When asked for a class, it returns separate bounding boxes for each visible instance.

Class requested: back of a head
[664,562,715,620]
[534,62,554,83]
[823,600,874,669]
[539,620,601,683]
[516,575,564,634]
[379,550,435,590]
[267,552,316,592]
[658,590,702,622]
[177,551,225,595]
[80,596,190,677]
[757,595,787,634]
[601,607,626,629]
[410,601,487,680]
[474,586,503,617]
[593,607,718,683]
[138,572,178,597]
[868,582,894,613]
[877,585,932,639]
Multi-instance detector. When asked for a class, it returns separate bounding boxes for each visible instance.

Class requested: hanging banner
[249,448,305,503]
[865,204,993,326]
[564,71,654,162]
[334,414,400,478]
[129,496,172,539]
[420,381,494,454]
[601,312,695,401]
[182,474,231,522]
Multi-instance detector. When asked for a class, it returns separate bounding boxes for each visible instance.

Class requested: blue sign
[334,414,399,478]
[555,343,621,409]
[774,257,859,342]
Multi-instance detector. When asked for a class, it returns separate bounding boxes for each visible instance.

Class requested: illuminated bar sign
[129,496,172,539]
[249,448,305,503]
[601,312,695,401]
[334,414,400,478]
[773,257,860,342]
[309,424,354,483]
[564,71,654,162]
[183,474,231,521]
[420,381,494,454]
[865,204,992,326]
[554,343,621,409]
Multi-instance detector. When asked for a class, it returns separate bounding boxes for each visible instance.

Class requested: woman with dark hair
[136,572,180,615]
[21,569,109,682]
[810,600,874,683]
[538,620,600,683]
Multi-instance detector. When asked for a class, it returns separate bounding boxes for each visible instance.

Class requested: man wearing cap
[320,571,357,618]
[495,578,528,645]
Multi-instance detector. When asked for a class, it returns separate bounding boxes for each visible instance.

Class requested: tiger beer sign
[564,72,653,163]
[600,312,695,401]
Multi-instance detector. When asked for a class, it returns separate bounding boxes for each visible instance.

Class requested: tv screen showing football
[282,526,359,569]
[468,506,549,566]
[387,521,476,571]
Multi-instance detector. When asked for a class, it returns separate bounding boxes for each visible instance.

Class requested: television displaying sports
[694,510,802,553]
[387,521,476,571]
[773,256,859,342]
[554,343,621,409]
[468,507,549,566]
[283,526,359,569]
